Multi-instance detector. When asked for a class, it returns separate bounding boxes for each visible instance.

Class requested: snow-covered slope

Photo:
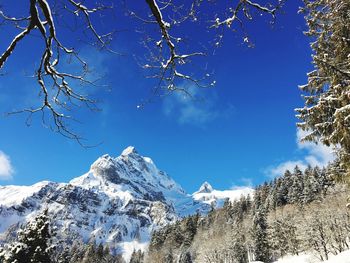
[0,147,252,261]
[0,181,51,207]
[272,249,350,263]
[193,182,254,207]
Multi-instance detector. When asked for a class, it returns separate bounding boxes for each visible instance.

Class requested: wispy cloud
[266,160,308,178]
[162,86,234,125]
[231,177,254,190]
[296,129,335,167]
[0,151,14,180]
[264,129,336,178]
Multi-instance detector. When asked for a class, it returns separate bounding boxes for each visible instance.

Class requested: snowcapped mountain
[0,147,252,261]
[192,182,254,207]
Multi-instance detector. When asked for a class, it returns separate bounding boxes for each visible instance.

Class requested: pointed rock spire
[197,181,213,193]
[121,146,138,156]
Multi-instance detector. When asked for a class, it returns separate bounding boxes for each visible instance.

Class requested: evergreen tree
[252,208,271,262]
[296,0,350,176]
[96,243,104,258]
[56,245,72,263]
[232,231,248,263]
[129,249,144,263]
[167,221,184,248]
[66,241,85,263]
[268,178,279,210]
[164,248,174,263]
[269,220,288,259]
[183,215,198,247]
[318,167,333,195]
[303,165,317,203]
[288,166,304,204]
[81,243,96,263]
[280,170,293,204]
[178,251,192,263]
[3,209,53,263]
[253,187,262,212]
[285,220,300,256]
[149,229,167,251]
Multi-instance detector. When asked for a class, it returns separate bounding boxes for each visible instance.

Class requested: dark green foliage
[296,0,350,176]
[269,217,300,259]
[178,251,193,263]
[164,248,174,263]
[288,166,304,204]
[79,243,122,263]
[252,165,335,211]
[1,209,53,263]
[182,214,199,247]
[269,220,288,259]
[149,213,199,257]
[252,208,271,262]
[225,195,252,222]
[53,242,124,263]
[232,231,248,263]
[129,249,144,263]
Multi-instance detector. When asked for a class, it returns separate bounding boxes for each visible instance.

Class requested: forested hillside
[144,164,349,263]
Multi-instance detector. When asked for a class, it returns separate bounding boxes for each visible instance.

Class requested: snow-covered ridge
[195,181,213,194]
[0,181,52,207]
[193,182,254,207]
[0,146,253,261]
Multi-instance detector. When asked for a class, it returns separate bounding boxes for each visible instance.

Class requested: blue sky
[0,0,334,192]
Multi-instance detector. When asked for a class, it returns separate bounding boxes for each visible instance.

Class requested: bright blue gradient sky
[0,1,332,192]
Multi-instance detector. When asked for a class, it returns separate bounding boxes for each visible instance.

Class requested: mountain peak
[121,146,138,156]
[197,181,213,193]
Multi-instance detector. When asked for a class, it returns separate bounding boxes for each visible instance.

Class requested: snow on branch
[143,0,208,98]
[0,0,115,145]
[0,0,285,143]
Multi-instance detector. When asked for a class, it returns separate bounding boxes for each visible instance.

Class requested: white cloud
[296,129,335,167]
[162,86,234,125]
[0,151,14,180]
[265,129,336,178]
[266,161,307,178]
[231,177,254,189]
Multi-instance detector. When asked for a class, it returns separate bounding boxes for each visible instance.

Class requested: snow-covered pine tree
[178,251,193,263]
[303,165,320,203]
[3,209,53,263]
[231,229,248,263]
[182,215,198,248]
[269,220,288,259]
[129,249,144,263]
[252,208,271,262]
[288,166,304,204]
[62,240,85,263]
[317,167,334,196]
[164,248,174,263]
[280,170,293,204]
[284,218,300,256]
[268,178,279,210]
[296,0,350,176]
[253,187,263,212]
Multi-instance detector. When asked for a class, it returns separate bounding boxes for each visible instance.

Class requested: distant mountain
[0,147,252,261]
[193,181,253,207]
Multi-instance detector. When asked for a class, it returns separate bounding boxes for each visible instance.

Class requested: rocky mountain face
[0,147,252,261]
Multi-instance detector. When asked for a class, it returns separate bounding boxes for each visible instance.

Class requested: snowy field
[271,249,350,263]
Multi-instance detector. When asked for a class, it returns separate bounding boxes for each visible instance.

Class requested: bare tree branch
[0,0,284,144]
